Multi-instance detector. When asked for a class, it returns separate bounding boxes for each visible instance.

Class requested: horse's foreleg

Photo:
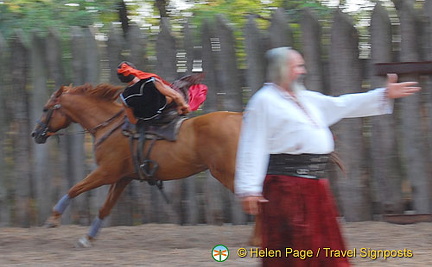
[44,194,71,227]
[45,169,112,228]
[76,177,132,248]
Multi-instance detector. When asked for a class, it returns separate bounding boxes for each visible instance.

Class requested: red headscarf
[117,63,171,86]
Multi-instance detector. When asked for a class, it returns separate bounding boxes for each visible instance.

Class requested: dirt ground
[0,221,431,266]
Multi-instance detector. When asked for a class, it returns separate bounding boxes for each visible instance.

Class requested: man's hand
[386,73,421,99]
[154,78,191,114]
[177,104,191,115]
[241,196,269,215]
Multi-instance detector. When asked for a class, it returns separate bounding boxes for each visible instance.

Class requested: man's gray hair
[265,47,293,84]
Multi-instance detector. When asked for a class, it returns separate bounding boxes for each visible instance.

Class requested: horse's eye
[43,108,49,112]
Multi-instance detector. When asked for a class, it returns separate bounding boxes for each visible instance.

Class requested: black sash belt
[267,153,330,179]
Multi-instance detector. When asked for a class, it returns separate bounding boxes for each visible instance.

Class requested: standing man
[235,47,420,266]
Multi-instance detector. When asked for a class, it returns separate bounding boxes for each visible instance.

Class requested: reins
[87,110,124,135]
[40,106,124,144]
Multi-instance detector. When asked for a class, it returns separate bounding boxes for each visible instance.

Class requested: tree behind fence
[0,3,431,227]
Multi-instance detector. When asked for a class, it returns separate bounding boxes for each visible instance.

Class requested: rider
[117,61,191,124]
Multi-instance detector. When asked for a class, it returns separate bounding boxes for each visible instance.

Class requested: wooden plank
[330,9,371,221]
[369,3,404,214]
[244,15,266,95]
[397,3,431,214]
[300,8,325,93]
[375,61,432,76]
[215,14,243,112]
[10,31,32,227]
[31,32,52,225]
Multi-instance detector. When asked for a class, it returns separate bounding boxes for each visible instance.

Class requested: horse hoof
[44,223,57,228]
[44,218,60,228]
[75,236,93,248]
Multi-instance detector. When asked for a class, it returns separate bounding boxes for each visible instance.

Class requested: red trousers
[261,175,351,267]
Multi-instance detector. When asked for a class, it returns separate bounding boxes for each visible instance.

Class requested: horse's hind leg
[76,177,132,248]
[45,168,113,228]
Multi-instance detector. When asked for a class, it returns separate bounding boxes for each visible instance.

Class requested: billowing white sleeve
[316,88,394,126]
[235,96,270,197]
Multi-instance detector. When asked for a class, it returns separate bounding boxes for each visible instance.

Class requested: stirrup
[122,119,140,138]
[140,159,159,178]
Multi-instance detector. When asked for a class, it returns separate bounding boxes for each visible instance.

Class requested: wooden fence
[0,2,431,228]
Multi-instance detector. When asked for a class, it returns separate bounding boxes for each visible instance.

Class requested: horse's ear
[54,86,65,98]
[55,84,73,97]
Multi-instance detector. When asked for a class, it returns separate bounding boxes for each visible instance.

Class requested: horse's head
[31,86,73,144]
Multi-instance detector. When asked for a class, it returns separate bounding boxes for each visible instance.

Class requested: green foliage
[187,0,333,29]
[0,0,122,38]
[189,0,275,28]
[181,0,334,66]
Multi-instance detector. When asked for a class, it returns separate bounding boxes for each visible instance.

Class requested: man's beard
[292,75,306,93]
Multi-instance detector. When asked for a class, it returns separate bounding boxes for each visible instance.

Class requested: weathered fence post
[30,31,52,225]
[180,21,199,225]
[369,3,404,215]
[44,29,72,225]
[156,17,177,82]
[268,8,293,48]
[215,15,243,112]
[122,23,150,226]
[244,15,267,97]
[201,19,226,225]
[126,23,148,71]
[81,26,109,226]
[300,8,325,93]
[0,32,11,226]
[329,10,371,221]
[201,20,218,112]
[107,24,125,85]
[83,27,100,84]
[104,24,134,226]
[154,17,183,224]
[10,30,33,227]
[423,0,432,214]
[397,2,431,214]
[215,15,246,225]
[67,26,91,225]
[46,29,66,88]
[183,21,194,75]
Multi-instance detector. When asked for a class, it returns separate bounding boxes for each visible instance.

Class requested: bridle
[35,103,63,138]
[35,101,124,139]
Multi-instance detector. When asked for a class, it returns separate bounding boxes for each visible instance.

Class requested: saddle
[121,73,205,192]
[122,108,186,141]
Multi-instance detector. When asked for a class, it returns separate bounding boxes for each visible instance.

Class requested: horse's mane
[65,83,123,102]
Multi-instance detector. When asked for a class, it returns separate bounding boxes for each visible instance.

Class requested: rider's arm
[153,78,191,114]
[123,104,138,124]
[120,93,138,124]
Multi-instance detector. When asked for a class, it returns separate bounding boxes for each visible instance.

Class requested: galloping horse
[31,83,258,247]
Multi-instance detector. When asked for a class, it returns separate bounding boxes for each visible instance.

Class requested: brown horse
[31,83,259,247]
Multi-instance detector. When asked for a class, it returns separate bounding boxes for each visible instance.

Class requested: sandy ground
[0,221,431,266]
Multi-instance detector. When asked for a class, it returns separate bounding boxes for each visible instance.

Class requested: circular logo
[212,244,229,262]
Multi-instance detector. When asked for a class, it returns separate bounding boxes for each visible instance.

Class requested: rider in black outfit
[117,61,190,123]
[121,77,170,121]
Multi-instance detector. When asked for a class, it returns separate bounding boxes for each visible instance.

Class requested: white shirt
[234,83,393,197]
